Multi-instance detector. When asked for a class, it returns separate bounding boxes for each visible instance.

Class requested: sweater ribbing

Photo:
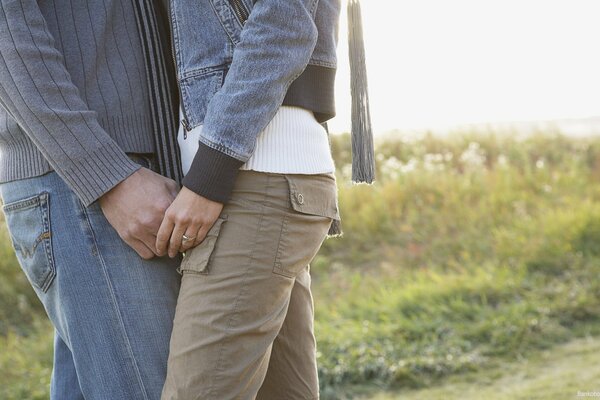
[0,0,176,205]
[178,106,335,176]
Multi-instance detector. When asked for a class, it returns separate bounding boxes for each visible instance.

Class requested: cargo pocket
[2,192,56,292]
[273,173,340,279]
[177,214,228,275]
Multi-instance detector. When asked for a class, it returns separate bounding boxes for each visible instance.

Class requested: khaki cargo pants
[161,170,340,400]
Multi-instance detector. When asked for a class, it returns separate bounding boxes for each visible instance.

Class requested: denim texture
[0,154,181,400]
[169,0,341,204]
[171,0,340,144]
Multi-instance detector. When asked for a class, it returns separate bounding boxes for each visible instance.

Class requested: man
[0,1,184,398]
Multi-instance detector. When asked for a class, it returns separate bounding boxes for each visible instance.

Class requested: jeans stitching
[39,193,56,292]
[3,192,57,292]
[80,207,150,400]
[2,193,41,212]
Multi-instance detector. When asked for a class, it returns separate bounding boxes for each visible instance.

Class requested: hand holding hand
[99,167,179,259]
[156,187,224,258]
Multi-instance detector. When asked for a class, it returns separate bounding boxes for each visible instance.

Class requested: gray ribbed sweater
[0,0,180,206]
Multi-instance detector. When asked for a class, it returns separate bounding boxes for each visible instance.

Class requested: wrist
[182,141,244,204]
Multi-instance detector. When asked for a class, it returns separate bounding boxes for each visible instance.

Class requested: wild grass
[3,131,600,398]
[313,132,600,398]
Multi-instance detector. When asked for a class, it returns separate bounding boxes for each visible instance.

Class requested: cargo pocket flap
[284,174,340,220]
[178,214,228,275]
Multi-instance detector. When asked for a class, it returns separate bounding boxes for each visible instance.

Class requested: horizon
[330,115,600,139]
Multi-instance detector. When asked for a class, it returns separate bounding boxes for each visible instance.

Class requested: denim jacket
[170,0,341,204]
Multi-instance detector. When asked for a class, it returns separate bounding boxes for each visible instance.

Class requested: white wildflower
[423,153,445,172]
[399,158,418,174]
[497,155,509,168]
[380,156,402,180]
[460,142,486,169]
[536,159,545,169]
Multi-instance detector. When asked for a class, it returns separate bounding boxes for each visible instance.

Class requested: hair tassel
[348,0,375,184]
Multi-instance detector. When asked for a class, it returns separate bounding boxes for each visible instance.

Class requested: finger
[138,231,161,256]
[180,223,202,252]
[192,224,211,247]
[128,238,156,260]
[156,214,176,256]
[168,222,188,258]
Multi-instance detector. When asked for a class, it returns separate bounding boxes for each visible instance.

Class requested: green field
[4,131,600,399]
[359,336,600,399]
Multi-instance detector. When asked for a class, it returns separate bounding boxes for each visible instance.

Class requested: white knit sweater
[178,106,336,176]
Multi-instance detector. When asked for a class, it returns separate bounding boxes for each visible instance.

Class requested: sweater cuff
[182,141,244,204]
[60,144,142,207]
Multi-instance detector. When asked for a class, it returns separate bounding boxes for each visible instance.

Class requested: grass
[0,322,53,400]
[4,131,600,398]
[359,335,600,399]
[314,132,600,397]
[313,256,600,399]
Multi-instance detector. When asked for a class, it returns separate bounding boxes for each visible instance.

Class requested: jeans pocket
[273,174,339,279]
[2,192,56,292]
[177,214,228,275]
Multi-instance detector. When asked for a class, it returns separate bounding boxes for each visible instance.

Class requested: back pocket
[2,192,55,292]
[273,174,339,279]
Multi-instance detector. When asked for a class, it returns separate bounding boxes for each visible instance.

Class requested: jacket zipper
[229,0,249,25]
[167,12,191,138]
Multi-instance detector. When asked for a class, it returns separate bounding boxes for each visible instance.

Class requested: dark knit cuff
[283,64,336,123]
[182,141,245,204]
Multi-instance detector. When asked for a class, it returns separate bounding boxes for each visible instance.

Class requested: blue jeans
[0,155,181,400]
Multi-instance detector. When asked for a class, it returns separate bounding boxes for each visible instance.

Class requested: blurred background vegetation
[4,131,600,399]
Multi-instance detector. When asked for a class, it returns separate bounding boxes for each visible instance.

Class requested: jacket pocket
[177,214,228,275]
[179,66,227,129]
[2,192,55,292]
[273,173,339,278]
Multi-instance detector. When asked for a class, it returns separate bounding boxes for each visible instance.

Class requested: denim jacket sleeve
[182,0,320,203]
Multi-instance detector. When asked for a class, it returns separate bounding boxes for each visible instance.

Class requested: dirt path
[359,336,600,399]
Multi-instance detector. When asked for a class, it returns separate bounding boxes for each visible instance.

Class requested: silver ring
[182,234,196,243]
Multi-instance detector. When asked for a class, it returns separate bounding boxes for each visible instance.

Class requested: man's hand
[156,187,224,258]
[99,168,179,259]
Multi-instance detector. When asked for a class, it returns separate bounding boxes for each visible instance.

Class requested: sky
[327,0,600,134]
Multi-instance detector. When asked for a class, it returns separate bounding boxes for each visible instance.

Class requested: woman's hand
[156,187,224,258]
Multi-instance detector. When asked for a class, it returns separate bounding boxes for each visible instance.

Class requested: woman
[156,0,372,398]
